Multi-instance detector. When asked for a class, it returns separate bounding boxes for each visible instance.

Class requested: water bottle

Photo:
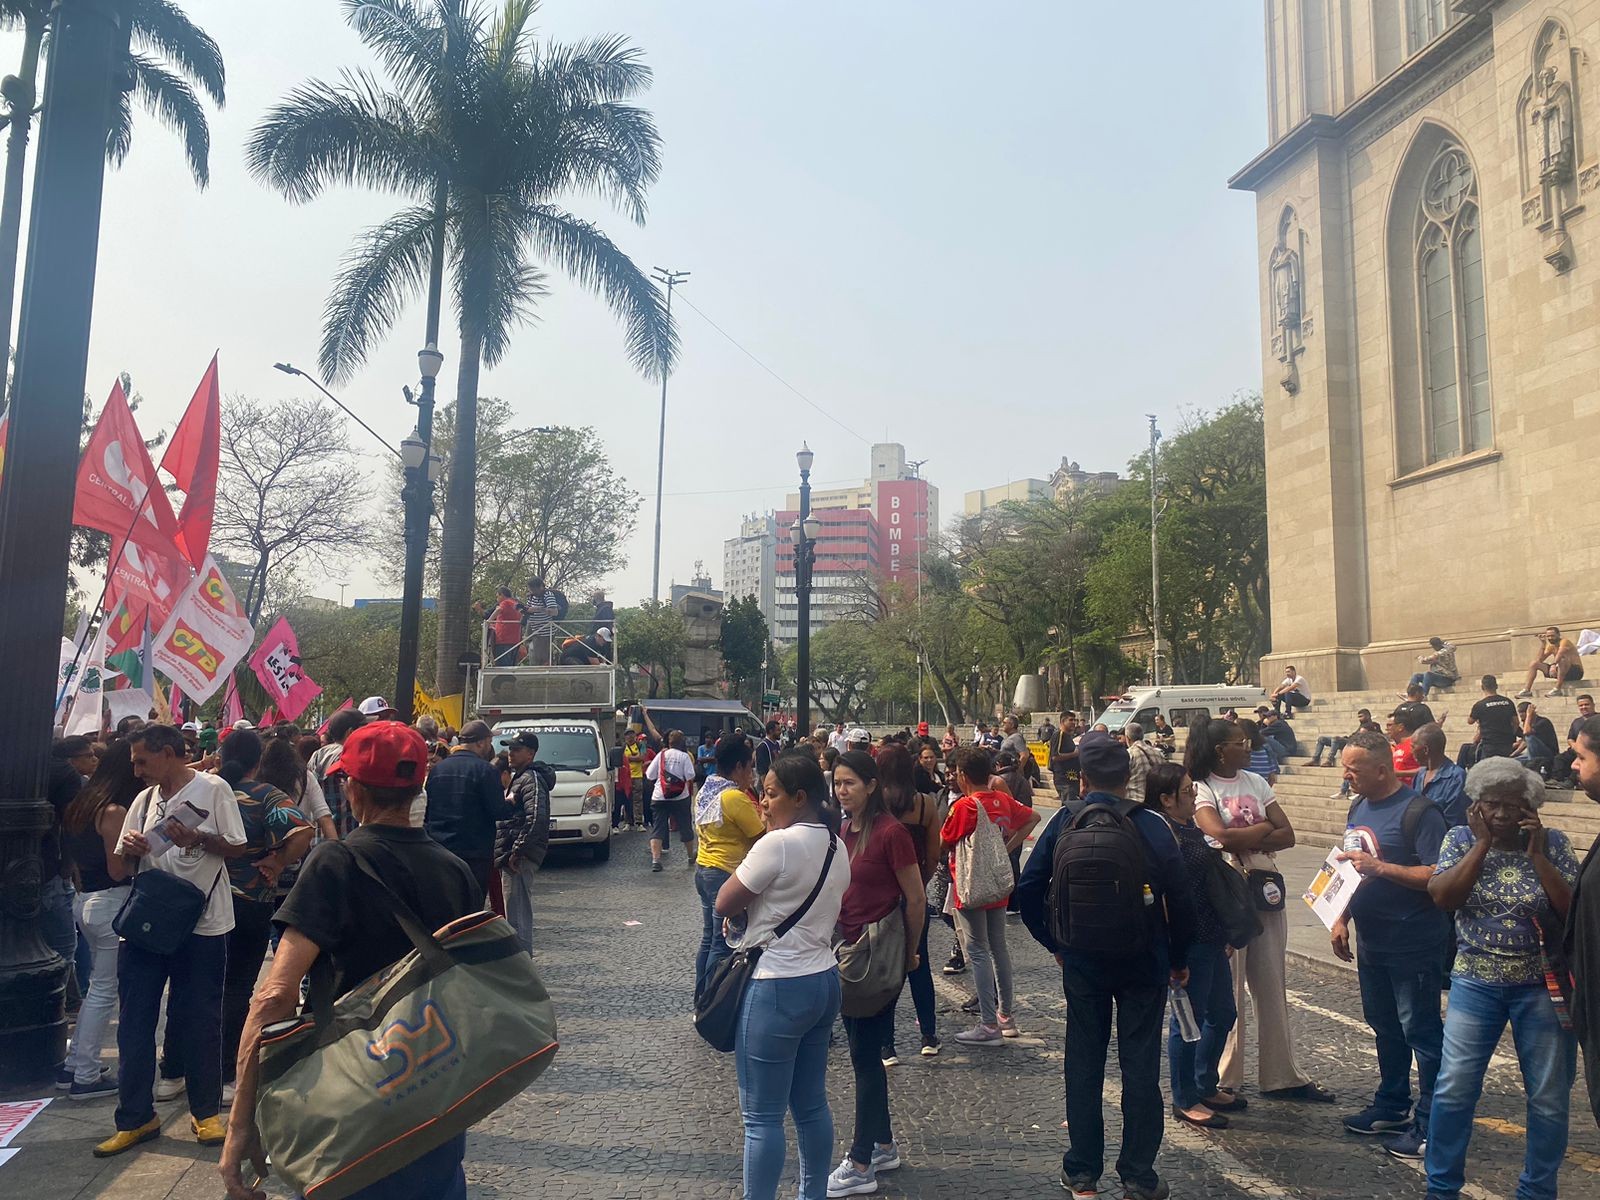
[724,911,748,949]
[1343,825,1363,853]
[1170,985,1201,1043]
[1142,883,1155,907]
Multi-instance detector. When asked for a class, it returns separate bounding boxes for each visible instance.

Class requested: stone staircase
[1265,685,1600,853]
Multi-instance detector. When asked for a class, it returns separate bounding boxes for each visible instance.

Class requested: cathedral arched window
[1412,143,1491,464]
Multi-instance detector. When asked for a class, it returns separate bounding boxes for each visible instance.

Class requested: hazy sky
[22,1,1270,607]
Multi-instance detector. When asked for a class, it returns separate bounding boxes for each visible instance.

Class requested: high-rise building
[722,514,777,629]
[963,479,1052,517]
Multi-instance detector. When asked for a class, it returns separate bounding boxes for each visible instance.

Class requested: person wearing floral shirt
[1426,757,1579,1200]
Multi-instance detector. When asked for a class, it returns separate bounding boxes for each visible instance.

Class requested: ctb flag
[248,616,322,723]
[152,555,255,702]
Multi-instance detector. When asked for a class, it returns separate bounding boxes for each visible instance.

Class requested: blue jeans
[1356,951,1444,1128]
[115,933,228,1129]
[325,1133,467,1200]
[1168,941,1236,1109]
[695,865,732,999]
[735,969,841,1200]
[1424,977,1575,1200]
[1410,670,1455,693]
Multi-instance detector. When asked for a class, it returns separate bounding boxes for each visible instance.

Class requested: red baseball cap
[917,721,930,736]
[328,721,429,789]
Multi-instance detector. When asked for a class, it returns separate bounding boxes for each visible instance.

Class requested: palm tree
[0,0,224,396]
[248,0,676,695]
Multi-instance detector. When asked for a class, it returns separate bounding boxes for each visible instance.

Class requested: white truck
[475,621,618,863]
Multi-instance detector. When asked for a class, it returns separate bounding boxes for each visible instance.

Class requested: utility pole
[1147,414,1162,687]
[0,0,132,1086]
[649,267,689,603]
[793,444,816,737]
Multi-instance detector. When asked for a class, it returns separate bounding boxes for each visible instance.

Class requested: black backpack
[1202,851,1262,949]
[1047,797,1151,958]
[550,588,570,621]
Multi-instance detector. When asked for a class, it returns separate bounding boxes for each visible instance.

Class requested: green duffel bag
[256,850,558,1200]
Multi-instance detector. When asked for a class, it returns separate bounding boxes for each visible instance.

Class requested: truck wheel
[592,837,611,864]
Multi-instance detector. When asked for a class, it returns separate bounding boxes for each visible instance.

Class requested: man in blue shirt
[1017,732,1196,1200]
[424,719,515,898]
[1332,729,1450,1162]
[1409,723,1467,828]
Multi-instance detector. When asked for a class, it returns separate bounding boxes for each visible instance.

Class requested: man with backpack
[1016,731,1197,1200]
[645,728,697,872]
[1332,729,1450,1162]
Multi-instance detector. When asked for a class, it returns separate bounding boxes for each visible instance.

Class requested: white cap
[847,727,870,744]
[596,626,613,643]
[182,721,201,733]
[359,696,393,716]
[232,720,254,731]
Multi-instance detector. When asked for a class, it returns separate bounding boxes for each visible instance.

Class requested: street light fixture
[793,445,817,737]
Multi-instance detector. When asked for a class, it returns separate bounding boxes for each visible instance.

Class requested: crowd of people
[34,681,1600,1200]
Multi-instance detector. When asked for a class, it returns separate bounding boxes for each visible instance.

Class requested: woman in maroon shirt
[827,751,925,1197]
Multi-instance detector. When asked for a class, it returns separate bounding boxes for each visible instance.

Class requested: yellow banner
[414,683,464,730]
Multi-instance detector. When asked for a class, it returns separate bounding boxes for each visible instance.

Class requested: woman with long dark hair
[876,744,943,1059]
[217,730,313,1097]
[59,741,139,1097]
[1140,760,1241,1129]
[1185,718,1330,1103]
[826,750,925,1196]
[716,753,850,1200]
[692,733,764,999]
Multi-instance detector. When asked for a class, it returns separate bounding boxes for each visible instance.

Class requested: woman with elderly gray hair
[1425,757,1580,1200]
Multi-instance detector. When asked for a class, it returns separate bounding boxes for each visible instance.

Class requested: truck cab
[476,620,619,862]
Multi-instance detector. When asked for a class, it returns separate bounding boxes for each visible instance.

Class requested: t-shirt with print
[228,779,310,903]
[119,772,246,937]
[1435,825,1580,986]
[1470,694,1519,749]
[839,817,917,942]
[1345,785,1449,957]
[735,822,851,980]
[940,790,1035,909]
[1193,770,1279,873]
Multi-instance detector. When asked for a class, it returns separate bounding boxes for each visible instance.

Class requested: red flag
[160,356,221,566]
[73,381,186,564]
[317,698,353,736]
[221,674,244,727]
[260,705,278,727]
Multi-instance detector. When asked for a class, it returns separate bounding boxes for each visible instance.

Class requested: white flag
[65,622,109,736]
[151,555,254,703]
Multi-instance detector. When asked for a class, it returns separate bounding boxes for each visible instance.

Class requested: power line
[673,292,871,445]
[663,476,857,498]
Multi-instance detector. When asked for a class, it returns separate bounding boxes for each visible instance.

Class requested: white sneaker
[221,1082,236,1106]
[827,1158,878,1196]
[155,1077,186,1102]
[954,1023,1004,1046]
[870,1142,901,1172]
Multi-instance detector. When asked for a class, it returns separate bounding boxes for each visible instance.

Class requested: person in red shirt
[826,751,925,1196]
[938,745,1041,1046]
[488,586,524,666]
[1389,703,1429,784]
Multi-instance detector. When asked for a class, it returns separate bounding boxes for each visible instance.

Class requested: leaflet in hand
[1302,850,1363,931]
[140,800,209,857]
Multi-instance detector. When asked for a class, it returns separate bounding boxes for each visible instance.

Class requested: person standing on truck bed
[521,575,559,666]
[424,719,516,899]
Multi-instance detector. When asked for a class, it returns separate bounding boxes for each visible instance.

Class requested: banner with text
[248,616,322,723]
[152,556,254,702]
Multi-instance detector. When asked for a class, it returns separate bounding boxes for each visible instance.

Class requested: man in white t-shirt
[96,725,246,1159]
[1270,665,1312,718]
[645,728,699,872]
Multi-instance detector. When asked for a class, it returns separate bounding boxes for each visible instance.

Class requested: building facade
[963,479,1052,517]
[1233,0,1600,691]
[772,507,879,645]
[723,512,778,631]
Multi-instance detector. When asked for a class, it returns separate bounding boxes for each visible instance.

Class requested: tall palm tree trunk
[0,17,44,401]
[436,327,483,696]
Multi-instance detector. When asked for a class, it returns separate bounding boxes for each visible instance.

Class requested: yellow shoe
[93,1117,161,1158]
[191,1114,227,1146]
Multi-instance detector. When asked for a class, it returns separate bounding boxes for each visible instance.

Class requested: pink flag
[317,698,353,736]
[160,356,221,566]
[221,674,243,727]
[260,705,278,727]
[248,616,323,723]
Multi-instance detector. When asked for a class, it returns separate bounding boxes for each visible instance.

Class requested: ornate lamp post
[791,443,819,738]
[0,0,133,1087]
[396,343,444,723]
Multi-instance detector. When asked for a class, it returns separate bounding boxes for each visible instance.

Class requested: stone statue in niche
[1269,207,1307,395]
[1518,21,1588,273]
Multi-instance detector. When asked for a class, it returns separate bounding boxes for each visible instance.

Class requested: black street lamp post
[791,444,819,738]
[0,0,133,1087]
[396,345,444,724]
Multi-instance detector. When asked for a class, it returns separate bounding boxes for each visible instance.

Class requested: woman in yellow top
[694,732,766,999]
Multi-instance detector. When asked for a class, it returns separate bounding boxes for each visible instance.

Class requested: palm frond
[130,0,225,105]
[533,34,653,104]
[513,97,659,221]
[453,193,548,366]
[340,0,446,109]
[126,53,210,185]
[246,71,437,203]
[319,204,437,383]
[105,88,134,166]
[520,203,676,379]
[485,0,539,72]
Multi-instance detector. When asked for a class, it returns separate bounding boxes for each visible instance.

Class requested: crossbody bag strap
[772,830,837,940]
[343,842,458,975]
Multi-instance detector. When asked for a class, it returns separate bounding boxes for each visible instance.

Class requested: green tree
[719,594,768,708]
[616,600,684,699]
[0,0,225,396]
[248,0,677,697]
[783,621,874,724]
[277,601,439,707]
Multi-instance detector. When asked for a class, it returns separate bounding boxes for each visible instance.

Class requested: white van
[1096,685,1271,738]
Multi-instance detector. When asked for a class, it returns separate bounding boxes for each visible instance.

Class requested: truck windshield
[495,728,601,772]
[1099,707,1134,733]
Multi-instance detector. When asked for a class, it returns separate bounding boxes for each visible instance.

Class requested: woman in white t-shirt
[715,752,851,1200]
[1186,718,1334,1104]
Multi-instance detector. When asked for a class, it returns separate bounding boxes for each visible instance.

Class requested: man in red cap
[221,722,484,1200]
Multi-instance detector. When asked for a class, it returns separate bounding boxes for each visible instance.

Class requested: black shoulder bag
[113,787,227,955]
[694,832,838,1052]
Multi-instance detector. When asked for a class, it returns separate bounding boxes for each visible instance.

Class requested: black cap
[1077,730,1130,787]
[508,731,540,753]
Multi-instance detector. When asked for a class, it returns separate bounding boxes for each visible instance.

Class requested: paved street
[5,827,1599,1199]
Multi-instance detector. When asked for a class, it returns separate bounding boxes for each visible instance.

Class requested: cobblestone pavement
[6,828,1598,1199]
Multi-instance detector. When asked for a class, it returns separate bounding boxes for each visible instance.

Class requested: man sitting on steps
[1516,625,1584,699]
